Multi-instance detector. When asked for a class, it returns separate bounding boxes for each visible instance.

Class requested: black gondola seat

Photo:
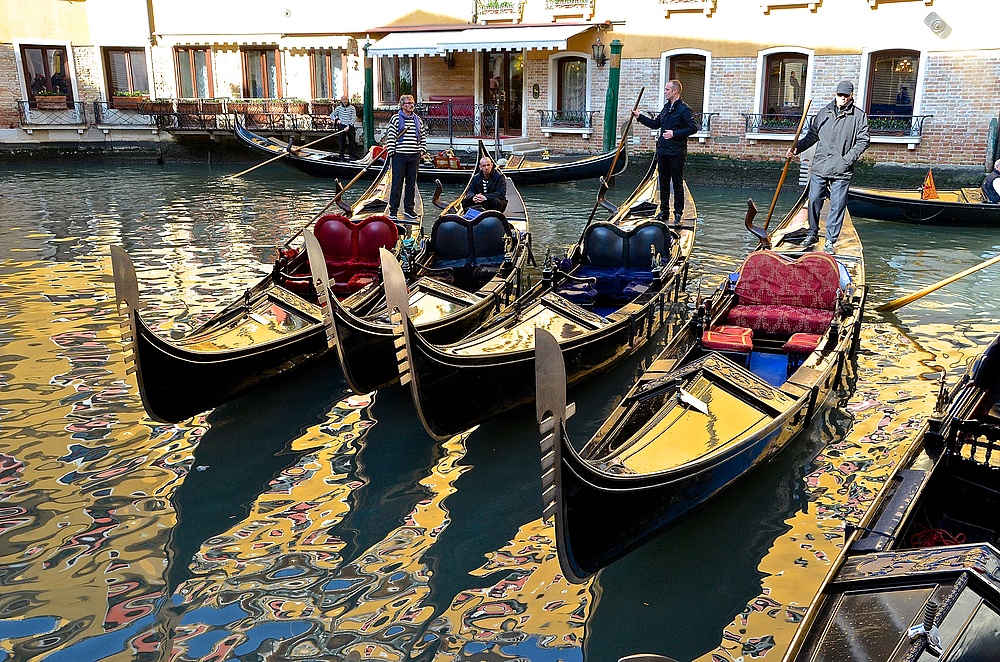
[569,221,671,302]
[313,213,399,294]
[726,251,840,336]
[427,211,513,288]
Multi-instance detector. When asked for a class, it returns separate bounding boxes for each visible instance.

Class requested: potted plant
[35,91,68,110]
[111,90,149,110]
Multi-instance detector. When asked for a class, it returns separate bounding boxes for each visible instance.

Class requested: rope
[909,526,967,547]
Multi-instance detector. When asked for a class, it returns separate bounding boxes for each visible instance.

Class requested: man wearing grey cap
[787,80,870,254]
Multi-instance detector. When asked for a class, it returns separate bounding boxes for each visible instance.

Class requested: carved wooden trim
[761,0,821,13]
[661,0,717,17]
[868,0,932,6]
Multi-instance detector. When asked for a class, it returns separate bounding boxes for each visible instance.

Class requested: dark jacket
[462,169,507,209]
[636,99,699,157]
[984,168,1000,204]
[795,98,870,180]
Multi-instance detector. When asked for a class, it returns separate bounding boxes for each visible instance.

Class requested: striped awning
[368,24,591,57]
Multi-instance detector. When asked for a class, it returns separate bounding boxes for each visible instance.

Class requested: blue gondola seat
[567,221,672,302]
[426,211,513,288]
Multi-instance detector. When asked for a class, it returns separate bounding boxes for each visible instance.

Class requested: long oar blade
[877,252,1000,313]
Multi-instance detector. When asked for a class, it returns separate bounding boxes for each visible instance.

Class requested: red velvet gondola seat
[726,251,840,336]
[313,213,399,294]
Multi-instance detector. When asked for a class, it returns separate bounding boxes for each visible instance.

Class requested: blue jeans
[807,174,850,243]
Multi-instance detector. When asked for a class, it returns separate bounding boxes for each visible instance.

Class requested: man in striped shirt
[384,94,427,221]
[331,96,359,160]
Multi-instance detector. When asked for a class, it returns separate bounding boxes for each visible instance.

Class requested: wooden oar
[876,252,1000,313]
[586,87,645,226]
[228,127,347,179]
[763,99,811,232]
[283,157,385,247]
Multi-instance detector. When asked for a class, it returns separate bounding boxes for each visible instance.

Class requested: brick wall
[0,46,20,128]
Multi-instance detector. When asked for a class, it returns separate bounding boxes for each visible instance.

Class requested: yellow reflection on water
[696,321,992,662]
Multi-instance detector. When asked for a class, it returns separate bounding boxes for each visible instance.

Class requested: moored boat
[328,143,534,394]
[782,331,1000,662]
[383,156,698,440]
[234,120,626,186]
[111,159,422,423]
[847,185,1000,226]
[535,190,867,583]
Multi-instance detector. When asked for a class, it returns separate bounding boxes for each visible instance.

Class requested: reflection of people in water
[896,86,911,105]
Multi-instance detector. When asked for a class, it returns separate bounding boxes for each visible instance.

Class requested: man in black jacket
[633,79,700,225]
[982,159,1000,204]
[788,80,870,254]
[462,157,507,213]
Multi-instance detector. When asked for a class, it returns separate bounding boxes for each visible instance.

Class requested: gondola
[234,120,626,186]
[847,185,1000,225]
[535,190,867,583]
[382,156,698,440]
[327,143,533,395]
[782,331,1000,662]
[110,158,422,423]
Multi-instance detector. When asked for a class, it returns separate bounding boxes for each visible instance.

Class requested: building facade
[1,0,997,169]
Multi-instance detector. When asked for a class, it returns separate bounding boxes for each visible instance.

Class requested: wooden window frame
[175,47,214,99]
[556,55,587,111]
[761,52,807,115]
[310,49,344,100]
[377,55,415,106]
[242,48,282,99]
[20,44,72,105]
[103,47,148,96]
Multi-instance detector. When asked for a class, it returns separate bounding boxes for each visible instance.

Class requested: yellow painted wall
[591,0,993,58]
[0,0,90,43]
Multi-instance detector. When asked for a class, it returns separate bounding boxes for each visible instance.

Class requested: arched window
[667,54,707,114]
[865,49,919,116]
[557,56,587,112]
[762,52,807,116]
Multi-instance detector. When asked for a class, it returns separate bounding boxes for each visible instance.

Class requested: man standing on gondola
[384,94,426,221]
[632,79,699,226]
[787,80,870,254]
[332,96,359,160]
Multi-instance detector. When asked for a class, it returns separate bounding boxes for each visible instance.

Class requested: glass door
[483,51,523,137]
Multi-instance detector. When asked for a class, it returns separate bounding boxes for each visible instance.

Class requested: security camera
[924,12,951,38]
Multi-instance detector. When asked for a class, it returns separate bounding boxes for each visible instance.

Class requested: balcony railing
[93,101,156,126]
[743,112,932,138]
[693,112,719,133]
[538,109,599,129]
[742,112,815,134]
[868,114,932,137]
[17,100,87,126]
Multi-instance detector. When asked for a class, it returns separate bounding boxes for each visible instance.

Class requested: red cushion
[356,215,399,261]
[702,330,753,353]
[314,214,354,261]
[727,304,834,335]
[782,332,823,354]
[713,325,753,339]
[735,250,840,310]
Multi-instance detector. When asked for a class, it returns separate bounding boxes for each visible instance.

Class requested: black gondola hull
[847,187,1000,226]
[234,121,620,185]
[405,292,671,438]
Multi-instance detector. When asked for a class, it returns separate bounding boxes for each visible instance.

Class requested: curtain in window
[558,57,586,112]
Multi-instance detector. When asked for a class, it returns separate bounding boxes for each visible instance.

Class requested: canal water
[0,160,998,662]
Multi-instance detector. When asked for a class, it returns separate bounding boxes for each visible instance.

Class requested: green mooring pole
[603,39,623,153]
[363,38,375,150]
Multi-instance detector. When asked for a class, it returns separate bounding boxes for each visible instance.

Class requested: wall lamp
[592,35,607,68]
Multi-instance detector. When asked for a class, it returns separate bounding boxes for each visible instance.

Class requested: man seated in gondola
[982,159,1000,204]
[462,157,507,214]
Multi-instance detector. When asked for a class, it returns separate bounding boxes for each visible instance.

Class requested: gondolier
[331,96,359,160]
[788,80,870,254]
[982,159,1000,203]
[384,94,427,221]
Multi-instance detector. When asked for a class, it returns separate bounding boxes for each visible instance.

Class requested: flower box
[112,96,149,110]
[36,95,67,110]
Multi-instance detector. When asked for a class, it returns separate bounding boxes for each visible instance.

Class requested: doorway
[483,51,523,137]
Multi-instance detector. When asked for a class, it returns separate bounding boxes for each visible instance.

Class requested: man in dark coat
[982,159,1000,204]
[632,79,700,225]
[788,80,870,254]
[462,157,507,212]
